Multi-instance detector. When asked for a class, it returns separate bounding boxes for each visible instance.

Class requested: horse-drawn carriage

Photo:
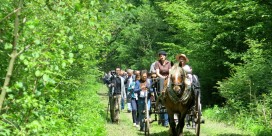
[142,65,203,136]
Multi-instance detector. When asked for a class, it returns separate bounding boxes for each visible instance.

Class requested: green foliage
[218,39,272,119]
[99,3,169,71]
[153,0,272,134]
[0,0,130,135]
[67,77,106,136]
[1,0,272,135]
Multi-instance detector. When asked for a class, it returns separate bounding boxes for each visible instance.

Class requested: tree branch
[0,8,21,23]
[16,44,32,57]
[1,117,20,130]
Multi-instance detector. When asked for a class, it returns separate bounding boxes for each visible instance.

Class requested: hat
[158,51,167,56]
[175,54,189,62]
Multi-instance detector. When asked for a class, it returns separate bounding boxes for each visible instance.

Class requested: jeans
[121,98,124,110]
[160,113,169,126]
[137,97,151,129]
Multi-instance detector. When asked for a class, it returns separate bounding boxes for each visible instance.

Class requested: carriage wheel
[144,97,150,136]
[195,91,201,136]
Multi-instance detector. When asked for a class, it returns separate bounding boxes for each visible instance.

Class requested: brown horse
[162,65,194,136]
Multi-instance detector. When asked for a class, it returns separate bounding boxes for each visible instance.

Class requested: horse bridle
[170,69,186,95]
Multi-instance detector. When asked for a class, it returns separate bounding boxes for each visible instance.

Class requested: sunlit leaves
[35,70,42,77]
[4,43,12,50]
[34,39,40,45]
[78,44,83,49]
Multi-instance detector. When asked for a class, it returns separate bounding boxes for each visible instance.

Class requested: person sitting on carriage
[154,50,171,127]
[134,70,153,131]
[175,54,201,93]
[175,54,203,127]
[174,54,193,88]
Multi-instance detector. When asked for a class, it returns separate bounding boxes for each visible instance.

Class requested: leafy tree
[0,0,131,135]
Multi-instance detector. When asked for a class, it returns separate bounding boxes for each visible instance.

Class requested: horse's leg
[177,113,186,136]
[168,111,177,136]
[176,114,181,135]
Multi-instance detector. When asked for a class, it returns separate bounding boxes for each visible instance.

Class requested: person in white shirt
[175,54,193,88]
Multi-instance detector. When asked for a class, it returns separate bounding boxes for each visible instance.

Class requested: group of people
[103,51,194,131]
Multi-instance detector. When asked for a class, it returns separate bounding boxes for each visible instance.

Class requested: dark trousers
[159,77,169,126]
[131,98,138,124]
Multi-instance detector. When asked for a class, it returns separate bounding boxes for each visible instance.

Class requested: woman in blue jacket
[134,70,153,131]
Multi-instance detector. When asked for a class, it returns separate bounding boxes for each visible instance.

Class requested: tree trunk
[0,0,22,111]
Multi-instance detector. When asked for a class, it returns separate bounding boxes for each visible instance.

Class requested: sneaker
[164,123,169,127]
[140,126,145,131]
[158,120,161,125]
[133,123,136,126]
[201,119,205,124]
[135,124,139,128]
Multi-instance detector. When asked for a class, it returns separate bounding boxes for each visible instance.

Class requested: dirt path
[98,85,251,136]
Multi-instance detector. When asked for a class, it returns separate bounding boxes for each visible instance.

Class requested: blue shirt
[134,79,153,98]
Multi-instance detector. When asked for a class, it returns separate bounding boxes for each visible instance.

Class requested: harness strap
[167,68,191,104]
[168,87,192,104]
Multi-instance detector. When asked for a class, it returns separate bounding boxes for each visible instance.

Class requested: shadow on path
[135,130,196,136]
[97,92,108,96]
[217,134,250,136]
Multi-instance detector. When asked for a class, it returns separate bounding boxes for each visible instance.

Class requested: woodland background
[0,0,272,135]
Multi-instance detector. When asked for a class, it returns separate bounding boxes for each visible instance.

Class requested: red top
[154,60,171,76]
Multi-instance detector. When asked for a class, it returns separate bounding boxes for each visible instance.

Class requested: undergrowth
[203,105,272,136]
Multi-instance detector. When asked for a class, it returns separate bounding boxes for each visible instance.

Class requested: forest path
[98,85,251,136]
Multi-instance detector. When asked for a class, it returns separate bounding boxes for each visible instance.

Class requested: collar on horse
[166,68,192,104]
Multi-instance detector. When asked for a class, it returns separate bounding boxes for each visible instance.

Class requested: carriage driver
[175,54,193,89]
[175,54,204,126]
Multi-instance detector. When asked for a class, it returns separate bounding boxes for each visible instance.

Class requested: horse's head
[169,65,186,95]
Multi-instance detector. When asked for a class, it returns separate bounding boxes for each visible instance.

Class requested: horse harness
[167,68,192,104]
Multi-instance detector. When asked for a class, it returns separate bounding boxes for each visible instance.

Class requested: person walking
[128,73,140,127]
[120,70,127,111]
[134,70,152,131]
[126,69,134,113]
[108,67,126,124]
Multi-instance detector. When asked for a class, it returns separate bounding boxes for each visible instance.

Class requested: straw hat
[175,54,189,63]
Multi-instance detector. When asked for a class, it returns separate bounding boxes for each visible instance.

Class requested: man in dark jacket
[108,67,126,124]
